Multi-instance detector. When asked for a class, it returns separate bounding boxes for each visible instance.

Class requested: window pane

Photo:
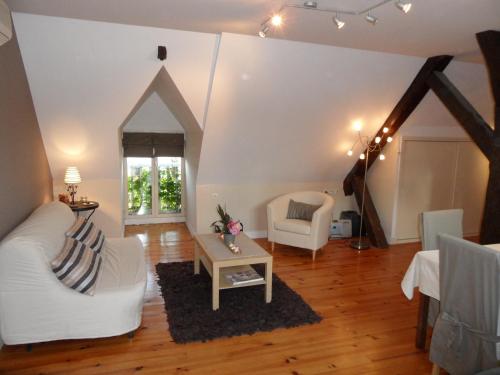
[158,157,182,214]
[126,157,152,216]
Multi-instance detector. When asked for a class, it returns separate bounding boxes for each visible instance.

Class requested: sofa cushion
[66,216,105,254]
[274,219,311,235]
[96,237,146,291]
[286,199,321,221]
[51,237,103,295]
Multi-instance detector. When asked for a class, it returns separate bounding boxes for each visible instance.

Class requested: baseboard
[185,221,195,236]
[245,230,268,239]
[124,216,186,225]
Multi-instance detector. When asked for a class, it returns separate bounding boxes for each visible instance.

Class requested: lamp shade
[64,167,81,184]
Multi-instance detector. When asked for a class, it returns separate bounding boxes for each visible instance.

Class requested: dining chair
[421,208,464,329]
[421,209,463,251]
[430,234,500,375]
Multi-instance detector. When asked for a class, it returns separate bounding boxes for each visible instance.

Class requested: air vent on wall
[0,0,12,47]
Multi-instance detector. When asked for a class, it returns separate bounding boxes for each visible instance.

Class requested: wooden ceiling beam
[427,71,494,160]
[343,55,453,195]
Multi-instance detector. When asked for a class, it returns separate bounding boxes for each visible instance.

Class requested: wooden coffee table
[193,233,273,310]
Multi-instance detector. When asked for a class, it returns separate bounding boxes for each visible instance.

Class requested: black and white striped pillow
[66,217,105,253]
[51,237,103,295]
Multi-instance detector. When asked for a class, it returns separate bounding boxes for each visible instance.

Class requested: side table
[68,201,99,219]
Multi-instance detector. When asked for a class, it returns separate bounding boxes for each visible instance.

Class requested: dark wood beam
[477,31,500,113]
[343,55,453,195]
[476,30,500,245]
[427,71,494,159]
[351,175,388,248]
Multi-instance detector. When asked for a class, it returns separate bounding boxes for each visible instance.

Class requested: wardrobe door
[453,142,488,235]
[394,140,458,240]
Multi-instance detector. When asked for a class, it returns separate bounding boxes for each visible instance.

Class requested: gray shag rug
[156,261,322,343]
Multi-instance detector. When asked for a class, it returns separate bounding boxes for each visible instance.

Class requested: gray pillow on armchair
[286,199,321,221]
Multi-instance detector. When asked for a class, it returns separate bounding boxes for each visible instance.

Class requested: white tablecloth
[401,243,500,301]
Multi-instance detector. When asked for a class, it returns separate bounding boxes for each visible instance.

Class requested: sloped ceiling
[13,13,216,181]
[13,14,494,188]
[6,0,500,62]
[198,33,493,185]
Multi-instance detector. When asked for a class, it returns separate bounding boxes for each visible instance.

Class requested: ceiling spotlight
[333,15,345,29]
[360,153,366,160]
[387,136,393,143]
[395,1,412,14]
[303,1,318,9]
[365,13,378,25]
[259,25,270,38]
[347,150,353,156]
[382,127,389,133]
[271,14,283,27]
[375,136,381,144]
[379,154,386,161]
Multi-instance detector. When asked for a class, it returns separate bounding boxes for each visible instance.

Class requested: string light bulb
[387,136,393,143]
[347,150,353,156]
[382,127,389,133]
[375,136,381,144]
[379,154,386,161]
[360,153,365,160]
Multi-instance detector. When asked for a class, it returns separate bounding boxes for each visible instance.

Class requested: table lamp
[64,166,81,205]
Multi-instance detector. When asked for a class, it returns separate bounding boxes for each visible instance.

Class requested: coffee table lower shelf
[219,265,266,290]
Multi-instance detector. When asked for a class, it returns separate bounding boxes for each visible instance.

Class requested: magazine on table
[225,268,264,285]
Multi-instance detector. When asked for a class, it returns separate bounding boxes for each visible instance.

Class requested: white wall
[196,182,355,236]
[197,33,493,235]
[14,13,217,235]
[123,91,184,133]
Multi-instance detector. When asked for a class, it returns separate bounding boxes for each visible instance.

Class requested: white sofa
[267,191,334,261]
[0,202,146,345]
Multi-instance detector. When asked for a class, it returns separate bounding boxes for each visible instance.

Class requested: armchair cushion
[275,219,311,235]
[286,200,321,221]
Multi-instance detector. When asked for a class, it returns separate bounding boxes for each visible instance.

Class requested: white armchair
[267,191,334,261]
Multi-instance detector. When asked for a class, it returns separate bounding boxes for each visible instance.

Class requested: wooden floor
[0,224,434,375]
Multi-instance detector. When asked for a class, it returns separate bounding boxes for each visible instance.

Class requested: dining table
[401,242,500,349]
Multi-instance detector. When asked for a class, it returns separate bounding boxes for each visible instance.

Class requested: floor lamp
[347,122,392,250]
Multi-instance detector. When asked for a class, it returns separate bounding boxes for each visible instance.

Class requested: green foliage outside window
[158,166,182,213]
[127,165,181,215]
[127,168,152,214]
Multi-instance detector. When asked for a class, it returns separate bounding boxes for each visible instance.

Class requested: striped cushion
[51,237,102,295]
[66,217,105,253]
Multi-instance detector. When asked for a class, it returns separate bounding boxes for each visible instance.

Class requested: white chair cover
[421,209,463,251]
[430,234,500,374]
[421,209,464,326]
